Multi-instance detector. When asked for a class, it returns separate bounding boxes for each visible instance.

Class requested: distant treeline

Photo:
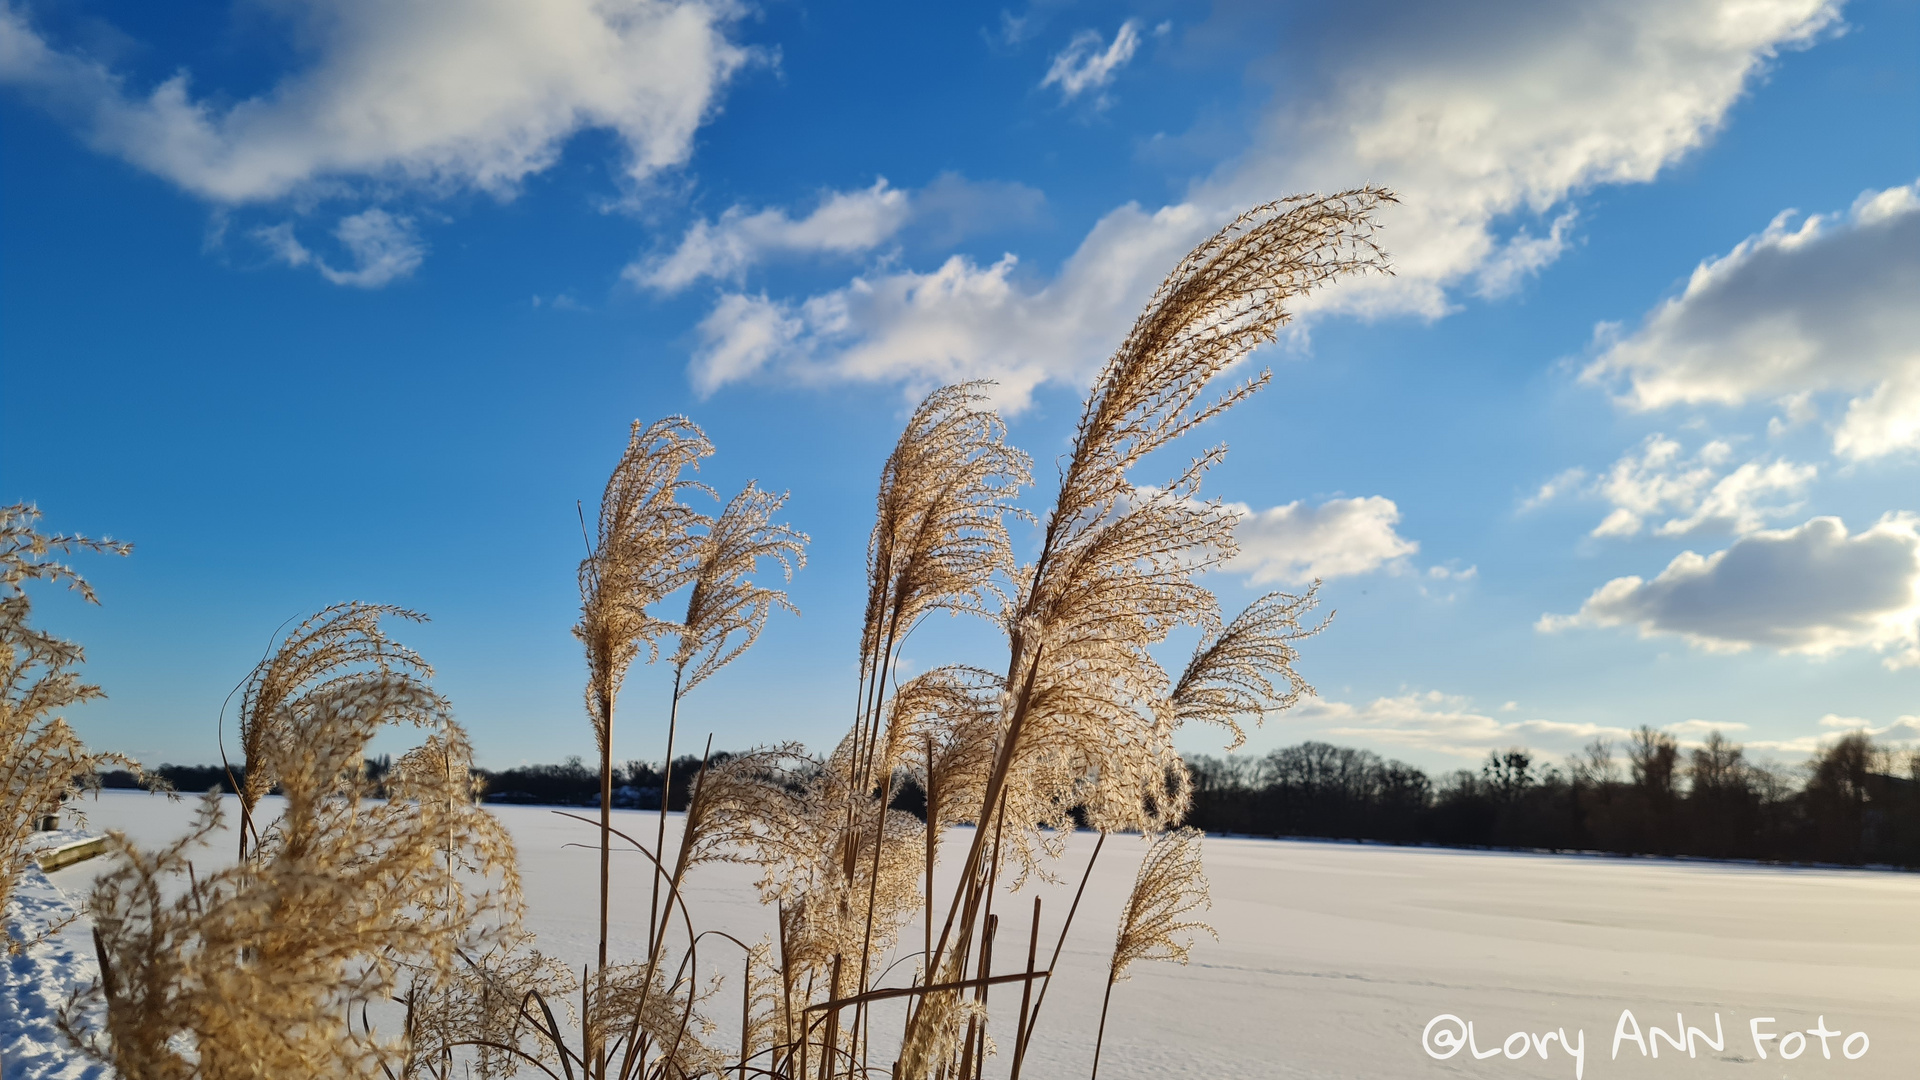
[1187,729,1920,868]
[98,755,726,811]
[100,729,1920,868]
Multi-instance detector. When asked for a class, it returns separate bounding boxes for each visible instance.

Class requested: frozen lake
[36,790,1920,1079]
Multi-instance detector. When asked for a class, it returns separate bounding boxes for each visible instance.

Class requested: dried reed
[65,614,522,1080]
[1090,828,1214,1079]
[0,503,132,928]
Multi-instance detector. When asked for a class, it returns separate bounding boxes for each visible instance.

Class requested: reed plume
[0,503,132,924]
[577,415,714,1036]
[1168,586,1325,750]
[68,620,522,1080]
[232,601,436,860]
[650,482,806,952]
[577,417,715,742]
[1091,828,1213,1079]
[396,940,575,1080]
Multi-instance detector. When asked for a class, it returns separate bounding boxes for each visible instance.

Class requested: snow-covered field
[10,790,1917,1078]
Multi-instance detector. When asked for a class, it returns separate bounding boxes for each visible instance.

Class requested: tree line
[1186,729,1920,868]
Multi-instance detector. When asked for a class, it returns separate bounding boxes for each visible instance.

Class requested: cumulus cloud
[0,0,750,201]
[255,209,427,287]
[1224,496,1418,585]
[1553,434,1816,538]
[1584,180,1920,458]
[1040,20,1142,103]
[684,0,1839,399]
[1540,514,1920,667]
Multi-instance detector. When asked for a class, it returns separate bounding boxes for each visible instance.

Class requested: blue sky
[4,0,1917,773]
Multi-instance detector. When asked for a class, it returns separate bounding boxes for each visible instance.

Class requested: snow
[2,862,109,1080]
[14,791,1920,1078]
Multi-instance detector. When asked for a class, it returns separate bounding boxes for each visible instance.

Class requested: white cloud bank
[1585,180,1920,459]
[686,0,1839,402]
[1225,496,1418,585]
[1541,514,1920,668]
[0,0,751,203]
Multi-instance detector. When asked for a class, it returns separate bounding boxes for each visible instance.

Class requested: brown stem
[1014,831,1103,1068]
[818,955,844,1080]
[1089,974,1117,1080]
[648,668,685,962]
[805,969,1051,1013]
[971,915,998,1080]
[1008,897,1041,1080]
[909,646,1043,1039]
[597,691,614,1080]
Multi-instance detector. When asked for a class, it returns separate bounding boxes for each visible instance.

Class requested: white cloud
[689,201,1208,407]
[1584,180,1920,459]
[1746,714,1920,755]
[1040,20,1142,103]
[1521,466,1587,511]
[255,208,426,287]
[684,0,1840,400]
[1288,690,1634,761]
[631,179,912,292]
[1224,496,1418,585]
[629,174,1045,293]
[691,293,802,395]
[1665,718,1749,735]
[1529,434,1814,538]
[0,0,751,202]
[1540,514,1920,667]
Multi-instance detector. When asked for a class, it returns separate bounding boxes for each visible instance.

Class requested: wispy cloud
[1040,20,1142,104]
[630,174,1045,293]
[254,209,425,288]
[632,180,912,292]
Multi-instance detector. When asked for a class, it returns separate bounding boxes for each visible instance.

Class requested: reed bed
[24,189,1393,1078]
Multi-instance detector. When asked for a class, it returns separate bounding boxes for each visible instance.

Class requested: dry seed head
[397,939,574,1080]
[986,192,1391,847]
[69,620,522,1080]
[585,961,724,1078]
[1110,828,1214,983]
[576,415,714,747]
[1168,586,1326,750]
[673,482,807,696]
[234,601,436,832]
[1,504,133,920]
[860,383,1031,682]
[1046,190,1395,551]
